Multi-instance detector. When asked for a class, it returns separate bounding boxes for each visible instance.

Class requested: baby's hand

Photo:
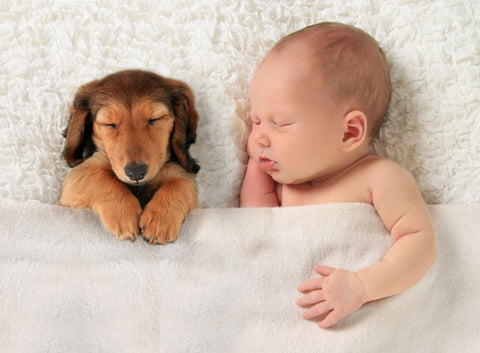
[240,130,278,207]
[296,265,368,329]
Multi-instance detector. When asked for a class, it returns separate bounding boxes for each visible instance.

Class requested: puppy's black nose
[125,163,148,182]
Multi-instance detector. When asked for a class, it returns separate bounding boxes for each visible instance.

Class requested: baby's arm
[356,161,437,300]
[297,160,437,328]
[239,132,278,207]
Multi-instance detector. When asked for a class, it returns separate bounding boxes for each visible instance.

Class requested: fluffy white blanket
[0,200,479,352]
[1,0,480,351]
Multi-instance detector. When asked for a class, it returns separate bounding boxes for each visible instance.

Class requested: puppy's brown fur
[59,70,200,244]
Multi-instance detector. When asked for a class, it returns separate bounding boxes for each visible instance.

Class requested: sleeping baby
[240,22,437,328]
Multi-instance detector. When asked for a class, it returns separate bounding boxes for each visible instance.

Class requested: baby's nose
[254,132,270,148]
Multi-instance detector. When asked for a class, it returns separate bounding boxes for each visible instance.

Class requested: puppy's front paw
[96,199,143,241]
[139,204,185,244]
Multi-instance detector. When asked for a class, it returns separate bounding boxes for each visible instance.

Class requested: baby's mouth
[258,157,277,171]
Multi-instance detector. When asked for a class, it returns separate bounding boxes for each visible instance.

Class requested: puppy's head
[62,70,200,184]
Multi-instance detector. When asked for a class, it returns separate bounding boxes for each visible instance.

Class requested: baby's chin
[270,173,297,185]
[271,172,316,185]
[261,162,313,184]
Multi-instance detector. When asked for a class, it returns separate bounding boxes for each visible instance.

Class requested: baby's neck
[276,152,378,207]
[308,152,374,186]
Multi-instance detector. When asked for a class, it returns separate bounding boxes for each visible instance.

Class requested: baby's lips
[258,157,277,171]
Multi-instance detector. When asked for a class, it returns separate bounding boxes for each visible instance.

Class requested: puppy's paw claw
[114,231,137,242]
[139,208,183,245]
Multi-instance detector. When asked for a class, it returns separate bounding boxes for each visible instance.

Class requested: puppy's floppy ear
[169,80,200,174]
[62,80,99,167]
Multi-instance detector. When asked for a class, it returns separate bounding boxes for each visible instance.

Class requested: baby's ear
[340,110,368,152]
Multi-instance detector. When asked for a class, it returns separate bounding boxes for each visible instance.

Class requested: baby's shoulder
[360,155,417,189]
[360,155,405,173]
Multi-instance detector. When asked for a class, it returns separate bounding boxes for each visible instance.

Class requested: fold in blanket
[0,200,478,352]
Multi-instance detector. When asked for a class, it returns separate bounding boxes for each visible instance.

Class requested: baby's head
[274,22,391,139]
[268,22,391,140]
[248,23,391,184]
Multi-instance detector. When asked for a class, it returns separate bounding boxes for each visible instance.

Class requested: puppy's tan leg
[59,153,142,241]
[140,164,198,244]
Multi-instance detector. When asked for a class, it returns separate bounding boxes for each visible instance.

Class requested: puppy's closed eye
[148,116,168,126]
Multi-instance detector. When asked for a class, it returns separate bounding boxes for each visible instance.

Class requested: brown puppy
[59,70,200,244]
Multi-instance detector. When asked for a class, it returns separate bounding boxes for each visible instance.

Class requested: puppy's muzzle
[125,162,148,182]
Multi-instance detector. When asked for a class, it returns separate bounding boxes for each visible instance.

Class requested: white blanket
[1,1,480,352]
[1,200,479,352]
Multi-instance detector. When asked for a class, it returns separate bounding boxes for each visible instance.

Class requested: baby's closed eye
[272,120,294,128]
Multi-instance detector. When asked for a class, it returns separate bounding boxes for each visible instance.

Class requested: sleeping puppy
[59,69,200,244]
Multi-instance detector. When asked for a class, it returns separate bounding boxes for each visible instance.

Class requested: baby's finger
[319,309,343,329]
[302,301,332,320]
[296,290,325,307]
[314,265,335,277]
[297,277,323,293]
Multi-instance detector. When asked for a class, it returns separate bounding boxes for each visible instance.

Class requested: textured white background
[1,0,479,207]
